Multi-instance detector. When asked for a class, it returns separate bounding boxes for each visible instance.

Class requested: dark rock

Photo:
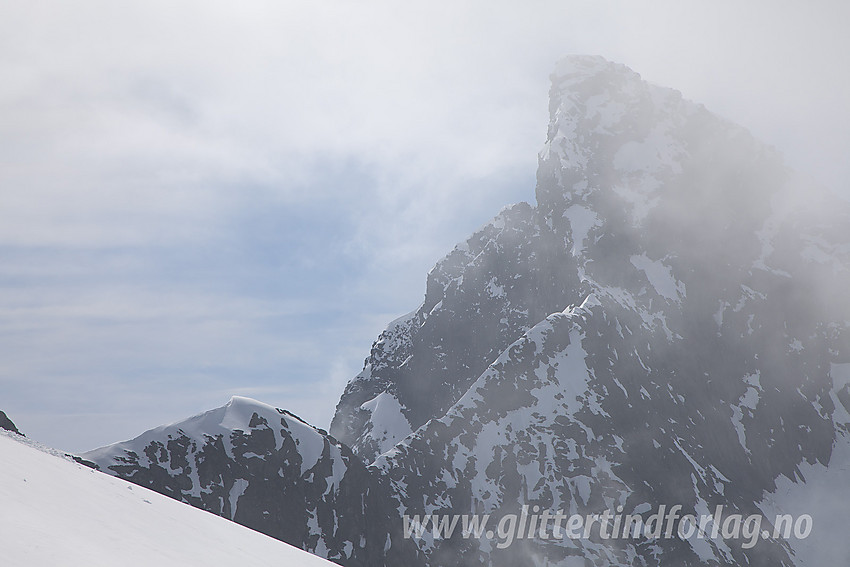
[0,410,23,436]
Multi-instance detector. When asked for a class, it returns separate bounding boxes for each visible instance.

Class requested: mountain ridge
[83,55,850,566]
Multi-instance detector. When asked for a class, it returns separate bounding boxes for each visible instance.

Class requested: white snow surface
[359,391,413,457]
[0,431,334,567]
[629,253,686,303]
[831,362,850,391]
[563,204,601,256]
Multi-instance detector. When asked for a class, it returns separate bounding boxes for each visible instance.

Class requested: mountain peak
[85,395,322,465]
[227,394,262,406]
[538,55,697,216]
[551,54,638,83]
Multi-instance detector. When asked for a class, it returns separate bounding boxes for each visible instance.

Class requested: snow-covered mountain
[0,431,337,566]
[83,396,420,566]
[84,56,850,566]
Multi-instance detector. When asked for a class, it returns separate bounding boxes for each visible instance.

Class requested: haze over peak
[57,56,850,565]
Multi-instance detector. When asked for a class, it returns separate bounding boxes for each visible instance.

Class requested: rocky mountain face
[84,56,850,566]
[1,410,22,435]
[329,200,583,463]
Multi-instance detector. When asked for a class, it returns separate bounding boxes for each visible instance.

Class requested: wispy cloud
[1,1,847,452]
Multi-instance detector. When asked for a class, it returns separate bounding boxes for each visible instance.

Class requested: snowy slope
[0,431,335,567]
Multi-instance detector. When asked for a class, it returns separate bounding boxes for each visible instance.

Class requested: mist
[0,0,847,472]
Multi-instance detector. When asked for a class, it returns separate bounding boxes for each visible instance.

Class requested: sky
[1,1,848,453]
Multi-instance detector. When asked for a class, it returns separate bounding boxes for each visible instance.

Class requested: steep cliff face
[86,56,850,566]
[330,201,584,463]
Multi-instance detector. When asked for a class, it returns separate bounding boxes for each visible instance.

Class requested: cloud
[1,1,848,452]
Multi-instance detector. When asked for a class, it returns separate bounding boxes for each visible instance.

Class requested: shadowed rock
[0,410,22,436]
